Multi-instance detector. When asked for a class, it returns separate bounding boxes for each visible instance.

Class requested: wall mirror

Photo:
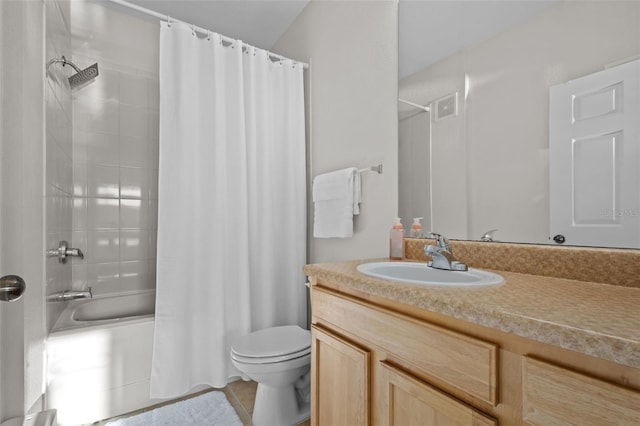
[398,0,640,248]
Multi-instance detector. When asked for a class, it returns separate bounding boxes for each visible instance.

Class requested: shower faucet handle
[65,247,84,258]
[47,241,84,264]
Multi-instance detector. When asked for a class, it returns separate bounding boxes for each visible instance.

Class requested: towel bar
[358,164,383,174]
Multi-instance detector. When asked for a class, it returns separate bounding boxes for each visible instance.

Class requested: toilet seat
[232,346,311,364]
[231,325,311,364]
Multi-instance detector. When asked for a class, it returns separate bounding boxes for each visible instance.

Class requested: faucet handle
[480,229,498,242]
[427,232,450,251]
[65,247,84,259]
[47,241,85,264]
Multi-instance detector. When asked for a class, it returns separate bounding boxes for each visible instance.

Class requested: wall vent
[435,93,458,121]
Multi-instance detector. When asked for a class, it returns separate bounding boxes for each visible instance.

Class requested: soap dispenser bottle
[389,218,405,260]
[410,217,424,238]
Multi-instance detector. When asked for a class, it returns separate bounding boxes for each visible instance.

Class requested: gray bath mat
[105,391,242,426]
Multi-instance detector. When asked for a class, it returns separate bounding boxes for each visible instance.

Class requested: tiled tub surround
[69,0,160,297]
[303,243,640,369]
[70,64,159,296]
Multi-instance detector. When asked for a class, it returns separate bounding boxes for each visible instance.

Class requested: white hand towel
[313,167,361,238]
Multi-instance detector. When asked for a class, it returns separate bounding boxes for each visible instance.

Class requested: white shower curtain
[150,22,307,398]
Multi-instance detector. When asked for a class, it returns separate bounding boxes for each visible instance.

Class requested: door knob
[0,275,26,302]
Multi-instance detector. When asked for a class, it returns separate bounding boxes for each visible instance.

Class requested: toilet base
[292,400,310,425]
[252,383,310,426]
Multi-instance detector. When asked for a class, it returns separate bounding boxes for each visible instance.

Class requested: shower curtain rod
[106,0,309,69]
[398,98,430,112]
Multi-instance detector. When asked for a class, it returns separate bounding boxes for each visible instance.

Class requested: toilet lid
[231,325,311,358]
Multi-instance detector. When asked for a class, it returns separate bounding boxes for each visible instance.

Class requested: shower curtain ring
[191,24,196,35]
[166,15,171,27]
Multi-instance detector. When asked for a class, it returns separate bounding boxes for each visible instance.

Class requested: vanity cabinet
[311,286,498,425]
[309,280,640,425]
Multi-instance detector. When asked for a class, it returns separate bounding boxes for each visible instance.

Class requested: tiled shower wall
[45,0,73,329]
[70,64,159,296]
[70,0,160,296]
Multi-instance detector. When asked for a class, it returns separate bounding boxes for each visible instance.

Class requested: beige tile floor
[225,379,258,425]
[92,380,310,426]
[224,380,311,426]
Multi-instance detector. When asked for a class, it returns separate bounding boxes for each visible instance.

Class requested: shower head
[68,62,99,89]
[46,56,99,90]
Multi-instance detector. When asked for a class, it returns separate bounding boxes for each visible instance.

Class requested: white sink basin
[356,261,503,288]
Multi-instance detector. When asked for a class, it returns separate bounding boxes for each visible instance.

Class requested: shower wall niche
[70,0,160,296]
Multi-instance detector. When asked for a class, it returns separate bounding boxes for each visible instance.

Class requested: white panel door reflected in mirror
[550,59,640,249]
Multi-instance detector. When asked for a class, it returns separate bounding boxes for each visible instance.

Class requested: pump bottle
[410,217,424,238]
[389,218,405,260]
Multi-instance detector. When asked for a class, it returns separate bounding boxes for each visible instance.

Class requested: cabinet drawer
[312,288,498,406]
[523,357,640,425]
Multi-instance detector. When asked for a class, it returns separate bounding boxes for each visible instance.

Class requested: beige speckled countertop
[303,259,640,369]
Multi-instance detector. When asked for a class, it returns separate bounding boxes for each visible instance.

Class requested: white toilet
[231,325,311,426]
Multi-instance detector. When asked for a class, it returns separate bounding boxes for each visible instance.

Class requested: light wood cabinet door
[311,325,370,426]
[379,361,497,426]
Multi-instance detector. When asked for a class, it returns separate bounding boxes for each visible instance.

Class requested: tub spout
[47,287,93,302]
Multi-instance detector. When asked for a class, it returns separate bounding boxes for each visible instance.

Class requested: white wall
[70,0,159,297]
[273,0,398,263]
[399,1,640,244]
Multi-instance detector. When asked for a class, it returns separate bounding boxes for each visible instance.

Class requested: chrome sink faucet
[424,233,468,271]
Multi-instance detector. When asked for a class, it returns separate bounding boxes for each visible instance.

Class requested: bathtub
[52,289,156,329]
[46,290,166,426]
